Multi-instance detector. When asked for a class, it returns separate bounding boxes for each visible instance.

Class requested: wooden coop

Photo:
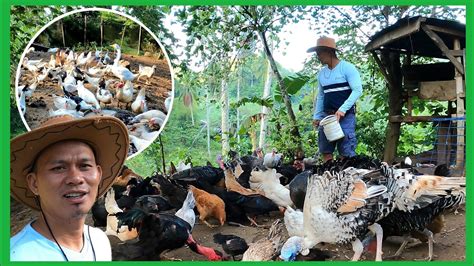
[364,16,466,171]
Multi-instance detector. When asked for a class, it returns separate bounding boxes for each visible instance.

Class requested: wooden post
[61,20,65,47]
[84,14,87,47]
[380,50,403,163]
[453,38,465,169]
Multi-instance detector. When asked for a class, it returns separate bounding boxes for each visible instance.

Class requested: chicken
[361,164,465,261]
[263,148,283,169]
[284,206,304,237]
[175,190,196,228]
[219,159,262,196]
[213,233,248,260]
[104,189,139,241]
[242,219,284,261]
[113,165,144,187]
[151,174,188,209]
[170,165,224,190]
[137,64,156,84]
[131,86,147,113]
[113,209,223,261]
[249,168,293,208]
[189,185,226,228]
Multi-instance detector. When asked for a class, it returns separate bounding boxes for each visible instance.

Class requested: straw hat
[307,36,338,53]
[10,115,129,211]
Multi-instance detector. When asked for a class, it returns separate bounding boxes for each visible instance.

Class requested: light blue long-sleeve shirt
[313,60,362,120]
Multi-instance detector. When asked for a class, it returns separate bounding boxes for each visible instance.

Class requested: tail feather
[115,208,148,231]
[105,189,123,214]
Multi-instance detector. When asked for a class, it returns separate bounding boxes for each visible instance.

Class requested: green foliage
[230,96,273,109]
[273,73,311,103]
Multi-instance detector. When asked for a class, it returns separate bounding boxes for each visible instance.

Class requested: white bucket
[320,115,345,142]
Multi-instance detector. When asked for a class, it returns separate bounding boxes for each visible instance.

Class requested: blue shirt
[313,60,362,120]
[10,222,112,261]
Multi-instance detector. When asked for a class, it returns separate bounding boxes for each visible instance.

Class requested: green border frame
[2,1,472,266]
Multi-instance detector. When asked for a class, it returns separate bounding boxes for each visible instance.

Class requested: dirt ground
[10,198,466,261]
[18,50,172,130]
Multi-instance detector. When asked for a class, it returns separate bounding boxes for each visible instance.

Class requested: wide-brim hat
[307,36,338,53]
[11,115,129,211]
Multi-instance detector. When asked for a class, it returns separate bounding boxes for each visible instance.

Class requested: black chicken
[170,166,225,189]
[151,174,187,209]
[113,209,224,261]
[213,233,249,260]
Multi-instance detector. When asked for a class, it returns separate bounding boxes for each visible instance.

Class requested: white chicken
[131,86,147,113]
[137,64,156,84]
[249,168,293,208]
[175,190,196,229]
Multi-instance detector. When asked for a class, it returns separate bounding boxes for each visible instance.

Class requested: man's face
[27,140,102,220]
[316,48,332,65]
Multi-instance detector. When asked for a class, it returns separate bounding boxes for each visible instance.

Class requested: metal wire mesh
[416,116,465,175]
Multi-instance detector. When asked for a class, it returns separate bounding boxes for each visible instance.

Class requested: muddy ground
[10,198,466,261]
[18,50,172,130]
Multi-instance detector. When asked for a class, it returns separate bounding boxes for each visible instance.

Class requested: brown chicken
[223,167,263,196]
[189,185,226,228]
[114,165,144,187]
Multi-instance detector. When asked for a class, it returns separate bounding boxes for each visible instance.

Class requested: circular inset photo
[15,8,174,158]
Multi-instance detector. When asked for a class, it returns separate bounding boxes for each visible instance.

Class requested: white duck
[129,123,158,141]
[110,44,139,81]
[116,80,134,108]
[77,81,100,110]
[129,135,149,152]
[131,109,167,124]
[96,85,112,106]
[131,86,147,113]
[52,94,77,111]
[164,91,172,112]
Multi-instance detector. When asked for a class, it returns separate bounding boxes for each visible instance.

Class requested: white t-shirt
[10,222,111,261]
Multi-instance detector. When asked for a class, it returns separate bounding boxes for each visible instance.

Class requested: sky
[163,6,466,73]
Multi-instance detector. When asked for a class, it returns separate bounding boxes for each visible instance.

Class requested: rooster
[113,209,223,261]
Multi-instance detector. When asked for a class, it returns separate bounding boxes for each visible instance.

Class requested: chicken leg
[368,223,383,261]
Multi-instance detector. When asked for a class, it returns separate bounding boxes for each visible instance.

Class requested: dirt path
[10,198,465,261]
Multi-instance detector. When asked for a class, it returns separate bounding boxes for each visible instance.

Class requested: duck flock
[90,150,465,261]
[17,44,172,155]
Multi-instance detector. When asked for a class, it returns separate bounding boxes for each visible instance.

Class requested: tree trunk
[60,20,65,47]
[100,16,103,47]
[236,69,241,143]
[84,14,87,47]
[206,93,211,157]
[259,58,272,149]
[120,25,126,47]
[220,79,230,155]
[137,25,142,55]
[257,30,301,149]
[381,50,403,163]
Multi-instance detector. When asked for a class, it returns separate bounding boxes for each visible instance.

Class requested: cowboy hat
[10,115,129,211]
[307,36,338,53]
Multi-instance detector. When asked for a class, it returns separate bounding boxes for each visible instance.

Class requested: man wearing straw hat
[10,115,129,261]
[308,36,362,162]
